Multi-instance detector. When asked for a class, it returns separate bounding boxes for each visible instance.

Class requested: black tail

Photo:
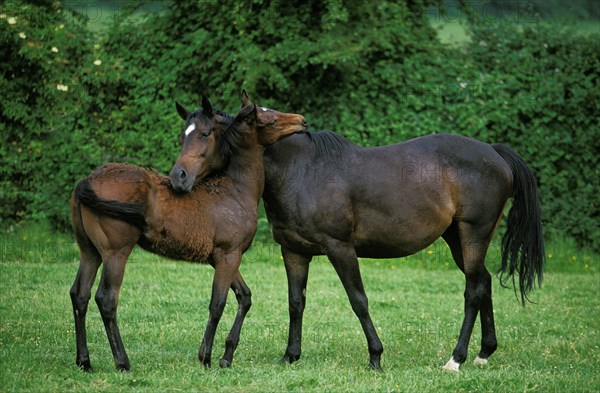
[74,178,147,231]
[493,144,545,305]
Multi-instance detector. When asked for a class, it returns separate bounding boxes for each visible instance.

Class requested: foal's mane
[305,130,350,159]
[187,107,240,165]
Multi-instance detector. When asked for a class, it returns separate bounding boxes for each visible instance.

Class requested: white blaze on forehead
[184,124,195,137]
[261,107,269,112]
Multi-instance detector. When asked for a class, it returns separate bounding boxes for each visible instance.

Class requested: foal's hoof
[219,358,231,368]
[77,360,93,373]
[199,353,212,369]
[369,361,384,372]
[473,356,488,366]
[280,353,300,365]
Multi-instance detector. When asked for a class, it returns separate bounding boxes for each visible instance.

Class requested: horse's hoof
[116,363,131,373]
[473,356,488,366]
[442,357,461,372]
[369,361,384,372]
[219,358,231,368]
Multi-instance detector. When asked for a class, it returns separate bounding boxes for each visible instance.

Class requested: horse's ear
[175,101,190,120]
[236,103,257,124]
[241,89,252,107]
[202,95,213,117]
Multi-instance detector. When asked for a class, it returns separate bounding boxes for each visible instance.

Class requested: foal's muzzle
[169,165,193,193]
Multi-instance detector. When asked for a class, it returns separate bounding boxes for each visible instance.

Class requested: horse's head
[241,90,308,146]
[169,96,232,193]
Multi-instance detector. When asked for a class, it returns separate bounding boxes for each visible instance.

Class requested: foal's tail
[493,144,545,305]
[74,178,147,230]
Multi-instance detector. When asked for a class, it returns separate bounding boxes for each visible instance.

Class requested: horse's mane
[305,130,351,159]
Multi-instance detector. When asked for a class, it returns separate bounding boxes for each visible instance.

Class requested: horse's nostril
[179,169,187,180]
[302,119,308,127]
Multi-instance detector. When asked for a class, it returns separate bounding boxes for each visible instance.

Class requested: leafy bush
[1,0,598,251]
[1,1,94,225]
[462,20,600,251]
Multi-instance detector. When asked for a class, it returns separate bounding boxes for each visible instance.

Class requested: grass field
[0,223,598,392]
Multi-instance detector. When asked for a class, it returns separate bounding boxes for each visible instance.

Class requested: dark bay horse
[261,130,545,371]
[69,93,307,371]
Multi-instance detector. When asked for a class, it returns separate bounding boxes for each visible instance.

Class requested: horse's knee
[289,292,305,318]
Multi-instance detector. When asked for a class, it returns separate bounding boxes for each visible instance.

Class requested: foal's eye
[199,131,210,139]
[270,119,277,126]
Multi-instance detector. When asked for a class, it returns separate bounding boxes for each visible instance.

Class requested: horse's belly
[353,234,438,258]
[352,212,450,258]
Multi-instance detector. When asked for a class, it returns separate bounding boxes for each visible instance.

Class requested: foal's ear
[175,101,190,120]
[241,89,253,107]
[202,95,213,117]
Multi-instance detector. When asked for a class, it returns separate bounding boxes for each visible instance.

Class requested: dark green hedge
[1,0,598,251]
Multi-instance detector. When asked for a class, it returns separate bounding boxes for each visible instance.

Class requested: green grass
[1,223,599,392]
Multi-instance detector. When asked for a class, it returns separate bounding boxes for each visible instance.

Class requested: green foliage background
[1,0,598,251]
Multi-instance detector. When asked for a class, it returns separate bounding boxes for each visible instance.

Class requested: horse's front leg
[219,271,252,368]
[327,241,383,370]
[281,247,312,365]
[199,250,241,368]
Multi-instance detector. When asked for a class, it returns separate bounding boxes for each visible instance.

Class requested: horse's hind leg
[219,271,252,368]
[327,242,383,370]
[473,267,497,366]
[70,244,101,372]
[442,222,495,372]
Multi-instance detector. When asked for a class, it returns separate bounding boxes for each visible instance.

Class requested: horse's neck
[225,144,265,203]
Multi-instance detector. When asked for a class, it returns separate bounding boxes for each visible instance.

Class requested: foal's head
[169,96,234,192]
[170,91,307,193]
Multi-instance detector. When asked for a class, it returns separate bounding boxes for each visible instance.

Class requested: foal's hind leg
[442,222,494,372]
[70,246,102,372]
[328,242,383,370]
[95,246,135,372]
[219,271,252,368]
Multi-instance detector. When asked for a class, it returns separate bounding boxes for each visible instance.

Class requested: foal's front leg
[219,271,252,368]
[198,250,241,368]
